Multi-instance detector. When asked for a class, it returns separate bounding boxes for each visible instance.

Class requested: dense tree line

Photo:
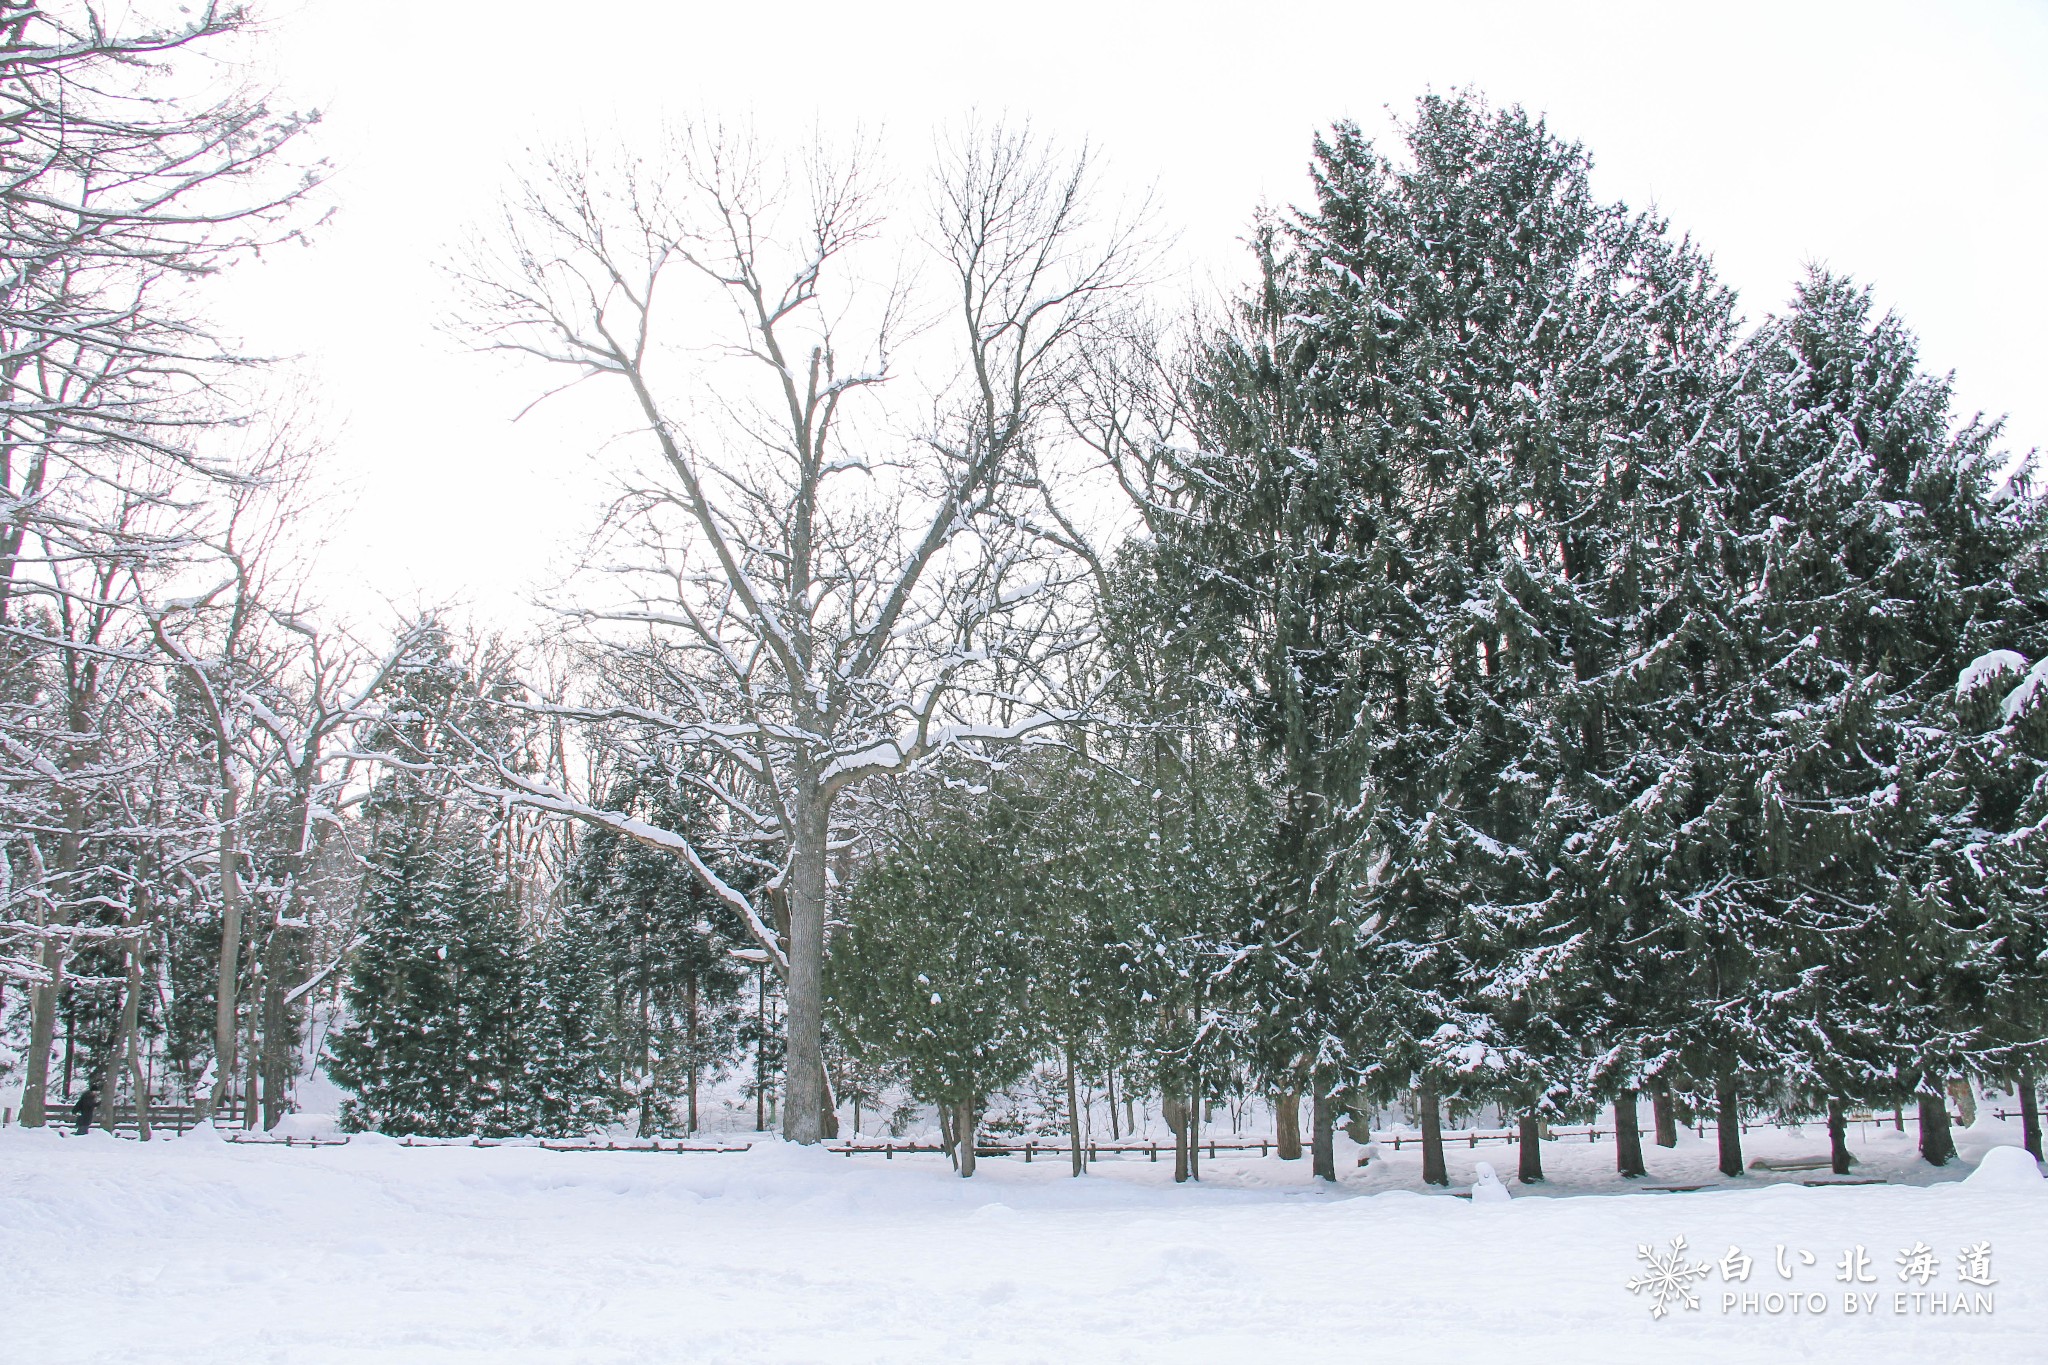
[823,96,2048,1180]
[8,70,2043,1183]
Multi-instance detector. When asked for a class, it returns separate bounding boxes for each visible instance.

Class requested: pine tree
[1162,95,1744,1181]
[562,767,749,1135]
[323,622,540,1138]
[326,827,531,1137]
[525,897,624,1136]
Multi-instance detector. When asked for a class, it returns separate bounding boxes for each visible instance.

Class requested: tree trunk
[259,922,298,1131]
[754,966,767,1133]
[955,1098,977,1178]
[126,1009,152,1141]
[1827,1098,1852,1175]
[19,797,86,1127]
[1419,1082,1448,1187]
[1065,1046,1084,1177]
[1652,1083,1677,1148]
[1309,1085,1335,1182]
[1165,1094,1189,1182]
[1917,1090,1956,1167]
[686,974,699,1134]
[780,801,828,1144]
[1613,1091,1646,1177]
[1715,1072,1743,1177]
[242,995,260,1129]
[1947,1077,1977,1128]
[2019,1074,2043,1162]
[18,949,65,1127]
[1276,1089,1303,1160]
[818,1067,838,1139]
[203,816,245,1123]
[1188,1088,1200,1182]
[95,939,145,1132]
[1517,1108,1544,1183]
[938,1097,957,1168]
[1106,1068,1119,1140]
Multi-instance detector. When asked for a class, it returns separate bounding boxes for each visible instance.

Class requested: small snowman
[1470,1161,1512,1203]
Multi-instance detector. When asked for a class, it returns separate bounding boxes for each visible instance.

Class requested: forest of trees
[5,4,2046,1187]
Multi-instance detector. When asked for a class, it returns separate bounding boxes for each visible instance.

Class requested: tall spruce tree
[526,897,625,1136]
[324,624,540,1137]
[1162,95,1743,1181]
[563,767,749,1135]
[327,829,532,1137]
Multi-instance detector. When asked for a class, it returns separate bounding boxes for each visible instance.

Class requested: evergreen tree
[323,622,540,1138]
[1160,95,1741,1180]
[562,766,749,1135]
[327,828,532,1137]
[827,776,1046,1175]
[525,897,625,1136]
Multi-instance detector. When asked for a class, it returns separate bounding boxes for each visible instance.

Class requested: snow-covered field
[4,1115,2043,1363]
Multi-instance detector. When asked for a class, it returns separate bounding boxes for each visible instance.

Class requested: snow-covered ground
[3,1114,2042,1363]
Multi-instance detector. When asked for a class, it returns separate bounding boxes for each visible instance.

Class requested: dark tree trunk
[1419,1082,1448,1187]
[1165,1095,1189,1183]
[1065,1046,1084,1177]
[259,923,299,1131]
[1310,1086,1335,1182]
[1276,1089,1303,1160]
[955,1098,977,1178]
[1715,1073,1743,1177]
[1518,1109,1544,1183]
[1652,1084,1678,1148]
[1188,1090,1200,1182]
[938,1098,957,1168]
[95,936,146,1133]
[818,1069,838,1140]
[1614,1091,1646,1178]
[685,975,699,1134]
[754,966,767,1133]
[1827,1098,1853,1175]
[2019,1074,2043,1162]
[1917,1090,1956,1167]
[1106,1068,1120,1140]
[126,1020,151,1141]
[242,1001,260,1129]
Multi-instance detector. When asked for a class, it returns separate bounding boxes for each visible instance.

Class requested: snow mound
[1957,649,2028,700]
[1471,1160,1511,1203]
[271,1112,342,1138]
[1963,1144,2044,1190]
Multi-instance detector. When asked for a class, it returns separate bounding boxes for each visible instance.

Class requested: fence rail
[828,1136,1287,1162]
[0,1097,245,1134]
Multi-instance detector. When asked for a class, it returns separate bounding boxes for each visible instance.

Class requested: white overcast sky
[212,0,2048,627]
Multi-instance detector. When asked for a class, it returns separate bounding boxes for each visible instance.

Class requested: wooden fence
[0,1096,245,1135]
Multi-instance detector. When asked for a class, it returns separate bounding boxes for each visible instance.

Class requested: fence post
[1149,1142,1157,1162]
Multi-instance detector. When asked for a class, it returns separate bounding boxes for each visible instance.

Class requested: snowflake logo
[1627,1236,1713,1318]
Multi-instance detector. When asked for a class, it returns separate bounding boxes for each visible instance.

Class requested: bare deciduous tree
[458,121,1147,1142]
